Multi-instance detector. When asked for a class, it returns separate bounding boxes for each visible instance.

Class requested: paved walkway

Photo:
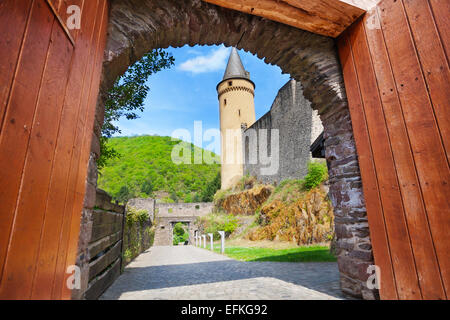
[100,246,347,300]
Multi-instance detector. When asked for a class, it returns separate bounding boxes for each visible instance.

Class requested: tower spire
[223,47,250,80]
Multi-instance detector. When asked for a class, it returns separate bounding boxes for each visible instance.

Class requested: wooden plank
[0,0,33,132]
[57,0,108,299]
[30,0,101,300]
[362,7,446,300]
[337,30,398,300]
[402,0,450,162]
[378,0,450,297]
[45,0,75,46]
[0,16,74,299]
[202,0,365,37]
[0,0,54,287]
[88,231,122,260]
[428,0,450,60]
[349,16,421,300]
[90,221,124,244]
[51,0,103,299]
[92,209,124,227]
[88,241,122,281]
[84,258,120,300]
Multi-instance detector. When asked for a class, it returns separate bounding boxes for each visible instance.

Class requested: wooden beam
[202,0,366,38]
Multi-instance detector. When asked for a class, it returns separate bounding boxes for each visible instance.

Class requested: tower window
[224,99,227,105]
[238,109,241,116]
[228,81,233,86]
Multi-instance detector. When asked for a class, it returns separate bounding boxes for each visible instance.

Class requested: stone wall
[127,197,156,223]
[243,79,317,184]
[156,202,215,217]
[122,204,154,267]
[77,0,377,299]
[125,199,215,246]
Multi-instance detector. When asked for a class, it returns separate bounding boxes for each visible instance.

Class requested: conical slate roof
[222,47,250,80]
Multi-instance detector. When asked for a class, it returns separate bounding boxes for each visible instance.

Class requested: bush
[196,213,239,240]
[126,207,150,226]
[303,161,328,190]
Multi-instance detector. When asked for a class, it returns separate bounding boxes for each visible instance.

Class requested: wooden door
[337,0,449,300]
[0,0,108,299]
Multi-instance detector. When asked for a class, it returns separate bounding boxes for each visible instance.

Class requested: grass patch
[212,244,336,263]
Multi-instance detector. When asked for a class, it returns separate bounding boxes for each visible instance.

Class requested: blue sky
[114,45,290,151]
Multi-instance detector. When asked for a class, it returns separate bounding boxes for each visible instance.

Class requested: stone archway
[82,0,374,299]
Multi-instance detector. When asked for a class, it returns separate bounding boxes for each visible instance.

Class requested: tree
[200,172,221,202]
[116,185,132,204]
[97,49,175,169]
[141,179,154,196]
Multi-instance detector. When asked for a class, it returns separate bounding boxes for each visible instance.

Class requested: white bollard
[218,231,225,254]
[208,233,213,251]
[202,235,206,248]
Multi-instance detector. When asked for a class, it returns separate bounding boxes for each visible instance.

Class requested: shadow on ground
[102,255,343,299]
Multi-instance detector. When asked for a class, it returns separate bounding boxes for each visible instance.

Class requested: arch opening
[79,0,375,300]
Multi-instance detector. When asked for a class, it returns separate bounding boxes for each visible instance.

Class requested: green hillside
[97,135,220,203]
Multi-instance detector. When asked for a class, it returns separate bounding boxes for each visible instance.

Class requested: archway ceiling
[202,0,367,38]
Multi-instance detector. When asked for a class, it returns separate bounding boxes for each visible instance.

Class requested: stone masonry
[77,0,377,299]
[243,79,318,184]
[127,200,214,246]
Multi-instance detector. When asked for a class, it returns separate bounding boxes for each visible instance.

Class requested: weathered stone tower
[217,48,256,189]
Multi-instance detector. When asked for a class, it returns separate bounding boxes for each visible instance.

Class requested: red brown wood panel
[0,0,108,299]
[428,0,450,61]
[337,32,398,300]
[338,0,450,299]
[31,0,96,300]
[0,0,54,285]
[50,0,107,299]
[378,0,450,296]
[348,20,421,299]
[363,7,446,300]
[0,0,33,132]
[402,0,450,162]
[0,12,74,299]
[62,1,109,299]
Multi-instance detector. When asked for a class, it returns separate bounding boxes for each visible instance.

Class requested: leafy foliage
[173,222,189,245]
[196,213,240,240]
[97,135,221,203]
[303,161,328,190]
[98,49,175,169]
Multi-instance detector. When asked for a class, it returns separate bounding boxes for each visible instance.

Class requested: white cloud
[178,46,230,74]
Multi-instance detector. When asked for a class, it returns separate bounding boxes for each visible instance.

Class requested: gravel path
[100,245,347,300]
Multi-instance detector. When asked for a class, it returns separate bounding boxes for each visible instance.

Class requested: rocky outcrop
[248,187,334,245]
[221,185,273,215]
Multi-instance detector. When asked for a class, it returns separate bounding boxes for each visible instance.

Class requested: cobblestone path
[100,245,347,300]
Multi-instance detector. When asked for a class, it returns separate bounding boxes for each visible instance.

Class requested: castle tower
[217,48,256,189]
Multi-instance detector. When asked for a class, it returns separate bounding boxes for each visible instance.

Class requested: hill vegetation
[97,135,221,203]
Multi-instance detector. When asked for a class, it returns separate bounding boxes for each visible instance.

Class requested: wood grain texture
[202,0,365,37]
[363,7,446,300]
[0,0,54,287]
[348,19,421,299]
[338,0,450,299]
[337,31,398,300]
[0,0,33,133]
[61,0,109,300]
[0,0,108,299]
[0,9,74,299]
